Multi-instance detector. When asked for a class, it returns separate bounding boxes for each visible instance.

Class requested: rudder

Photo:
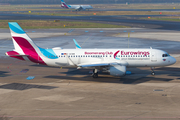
[8,22,46,65]
[8,22,38,53]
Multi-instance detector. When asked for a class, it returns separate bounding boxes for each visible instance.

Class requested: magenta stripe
[13,37,46,65]
[114,50,120,58]
[61,5,65,8]
[62,3,69,8]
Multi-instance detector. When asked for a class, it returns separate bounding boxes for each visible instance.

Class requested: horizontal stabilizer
[5,51,27,57]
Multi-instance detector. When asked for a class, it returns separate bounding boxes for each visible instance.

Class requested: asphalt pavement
[1,11,180,30]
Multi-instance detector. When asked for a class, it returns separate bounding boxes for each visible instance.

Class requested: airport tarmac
[25,6,180,12]
[1,28,180,55]
[1,11,180,30]
[0,28,180,120]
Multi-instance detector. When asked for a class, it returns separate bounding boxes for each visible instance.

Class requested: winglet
[73,39,82,49]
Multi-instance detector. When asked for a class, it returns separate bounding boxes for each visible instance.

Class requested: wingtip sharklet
[73,39,82,49]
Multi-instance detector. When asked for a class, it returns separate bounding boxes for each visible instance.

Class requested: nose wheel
[151,72,155,76]
[151,67,155,76]
[92,69,98,78]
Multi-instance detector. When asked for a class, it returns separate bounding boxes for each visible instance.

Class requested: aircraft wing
[78,62,125,68]
[65,55,128,68]
[75,6,83,11]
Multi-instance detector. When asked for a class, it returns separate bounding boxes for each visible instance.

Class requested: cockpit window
[162,54,170,57]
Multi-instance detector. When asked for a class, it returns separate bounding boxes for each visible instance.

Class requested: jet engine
[77,6,84,11]
[108,65,126,77]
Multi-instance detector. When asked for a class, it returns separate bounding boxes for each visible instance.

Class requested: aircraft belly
[127,60,150,67]
[45,57,101,67]
[75,58,101,64]
[45,58,68,67]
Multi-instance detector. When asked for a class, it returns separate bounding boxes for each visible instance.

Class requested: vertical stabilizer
[9,22,38,53]
[61,0,69,9]
[8,22,46,65]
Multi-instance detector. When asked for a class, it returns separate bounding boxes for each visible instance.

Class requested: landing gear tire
[151,72,155,76]
[92,69,98,78]
[92,73,98,78]
[151,67,155,76]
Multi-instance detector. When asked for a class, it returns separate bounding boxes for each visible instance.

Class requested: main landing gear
[151,67,155,76]
[92,69,98,78]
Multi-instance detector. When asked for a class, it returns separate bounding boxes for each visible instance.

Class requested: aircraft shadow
[30,64,60,68]
[0,71,11,77]
[0,83,58,91]
[156,67,180,77]
[155,67,180,72]
[44,67,178,84]
[121,77,173,84]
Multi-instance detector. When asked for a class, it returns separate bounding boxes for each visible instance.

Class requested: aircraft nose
[171,57,176,64]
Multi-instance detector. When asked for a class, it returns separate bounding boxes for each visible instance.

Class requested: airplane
[6,22,176,78]
[61,0,93,11]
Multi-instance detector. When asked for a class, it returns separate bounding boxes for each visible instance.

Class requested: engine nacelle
[108,65,126,77]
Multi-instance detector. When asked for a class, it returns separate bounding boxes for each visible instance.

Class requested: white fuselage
[68,5,93,9]
[38,48,176,67]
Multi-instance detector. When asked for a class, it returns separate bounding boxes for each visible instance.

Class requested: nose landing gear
[151,67,155,76]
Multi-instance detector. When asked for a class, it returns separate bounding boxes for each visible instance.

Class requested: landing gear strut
[92,69,98,78]
[151,67,155,76]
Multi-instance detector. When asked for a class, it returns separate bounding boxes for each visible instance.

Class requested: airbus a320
[6,22,176,78]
